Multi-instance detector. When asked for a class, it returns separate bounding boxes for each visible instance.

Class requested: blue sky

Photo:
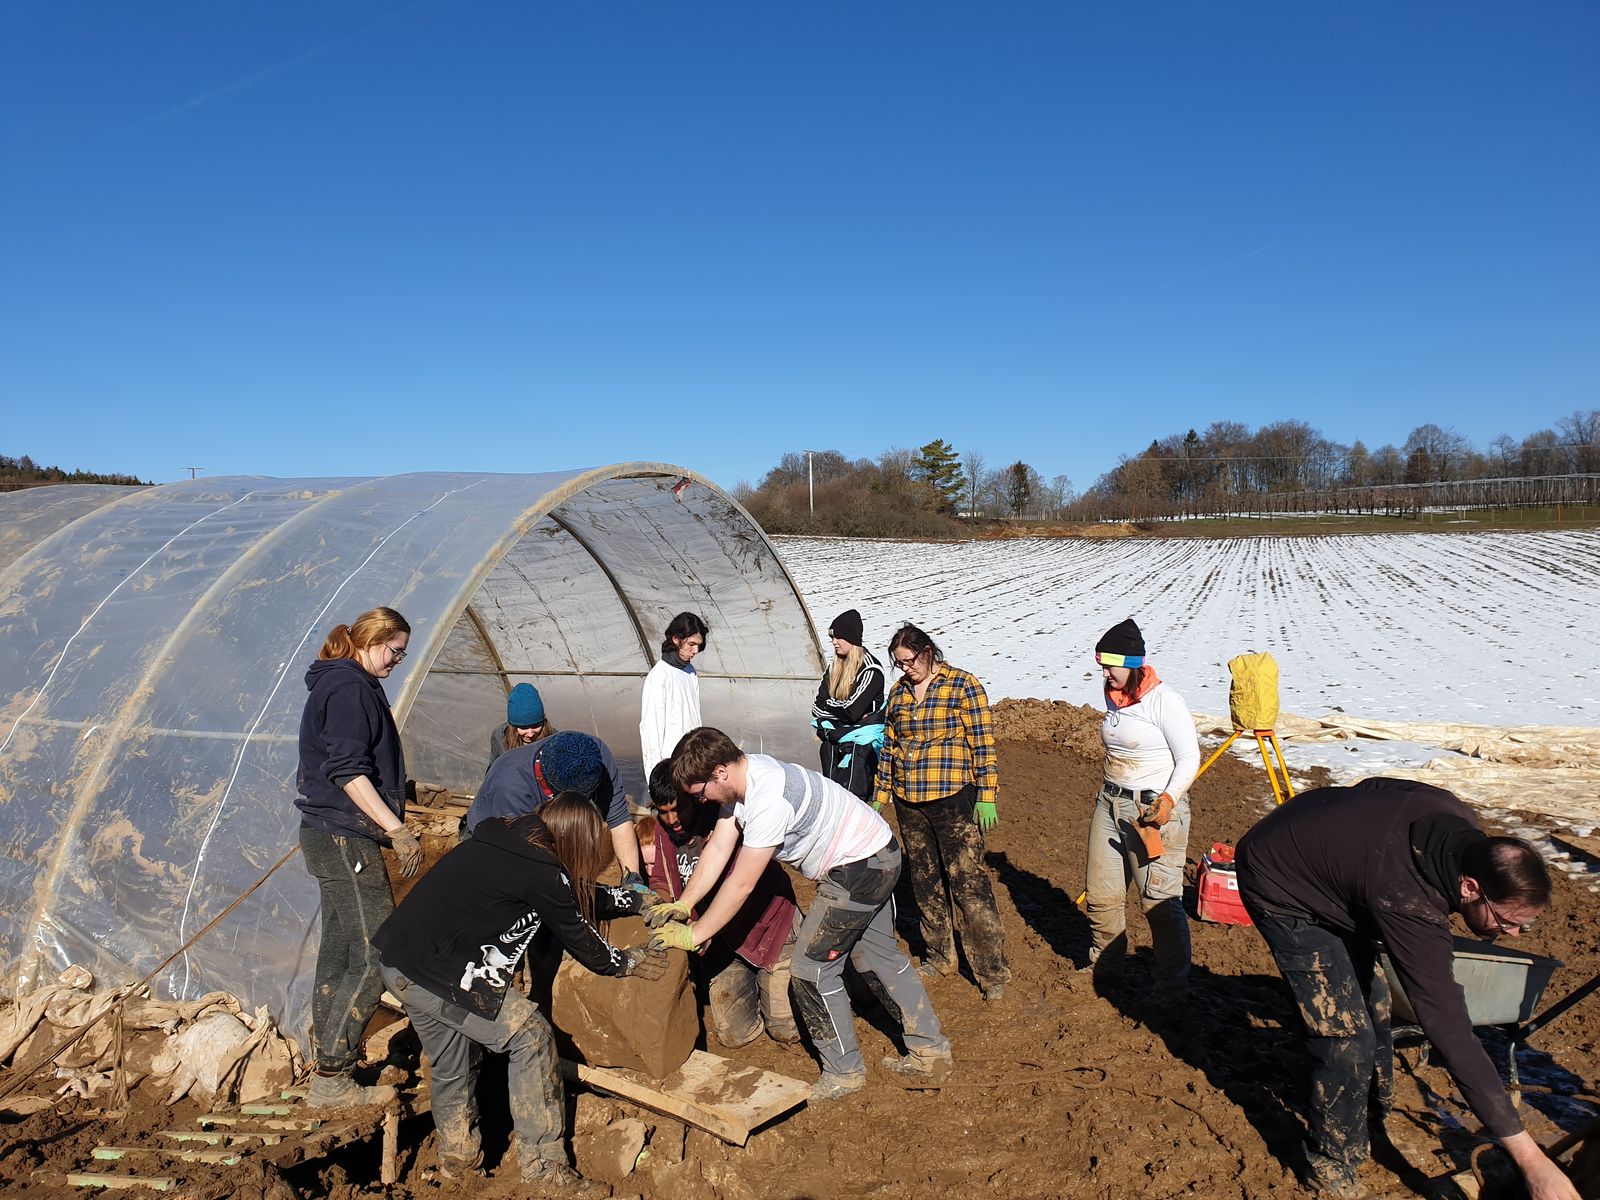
[3,1,1596,491]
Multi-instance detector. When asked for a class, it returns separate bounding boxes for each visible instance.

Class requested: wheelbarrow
[1379,937,1564,1103]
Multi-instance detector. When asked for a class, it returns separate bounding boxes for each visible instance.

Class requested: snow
[779,530,1600,781]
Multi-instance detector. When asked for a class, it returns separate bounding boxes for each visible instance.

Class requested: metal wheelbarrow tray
[1380,938,1563,1028]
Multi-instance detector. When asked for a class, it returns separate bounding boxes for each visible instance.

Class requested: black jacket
[295,658,406,840]
[371,814,642,1019]
[811,650,887,739]
[1237,778,1521,1138]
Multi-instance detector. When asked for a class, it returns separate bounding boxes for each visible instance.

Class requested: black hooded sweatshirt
[1236,777,1521,1138]
[371,814,643,1019]
[295,657,407,840]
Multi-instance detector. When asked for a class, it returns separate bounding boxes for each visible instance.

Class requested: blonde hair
[319,607,410,661]
[828,643,868,702]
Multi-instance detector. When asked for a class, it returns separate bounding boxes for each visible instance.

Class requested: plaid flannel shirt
[873,663,998,809]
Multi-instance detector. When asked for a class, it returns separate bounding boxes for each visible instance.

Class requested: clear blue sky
[3,1,1596,490]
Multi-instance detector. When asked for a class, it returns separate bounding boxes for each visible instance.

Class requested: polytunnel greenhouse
[0,467,825,1041]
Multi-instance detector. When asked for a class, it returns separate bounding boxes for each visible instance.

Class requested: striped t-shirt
[732,754,890,880]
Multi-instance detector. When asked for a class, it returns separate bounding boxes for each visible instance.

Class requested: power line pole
[182,467,204,479]
[804,450,819,516]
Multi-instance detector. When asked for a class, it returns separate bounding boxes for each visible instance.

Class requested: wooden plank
[157,1130,282,1146]
[66,1173,175,1191]
[558,1051,809,1146]
[94,1146,241,1166]
[1551,832,1600,862]
[197,1114,321,1131]
[239,1103,296,1116]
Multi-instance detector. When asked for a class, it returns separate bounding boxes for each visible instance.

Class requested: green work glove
[641,897,691,929]
[871,800,885,814]
[973,801,998,833]
[650,921,698,952]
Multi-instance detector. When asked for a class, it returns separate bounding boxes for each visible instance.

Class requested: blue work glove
[621,870,653,895]
[973,801,998,833]
[650,921,698,952]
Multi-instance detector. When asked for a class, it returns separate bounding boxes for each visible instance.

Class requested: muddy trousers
[894,787,1010,989]
[706,921,801,1048]
[381,965,563,1179]
[299,826,394,1073]
[789,839,948,1078]
[1248,909,1395,1189]
[1084,785,1191,983]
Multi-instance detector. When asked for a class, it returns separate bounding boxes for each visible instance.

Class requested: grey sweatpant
[1084,783,1191,983]
[789,838,947,1077]
[380,964,563,1180]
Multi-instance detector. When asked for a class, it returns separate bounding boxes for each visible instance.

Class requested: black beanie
[1095,618,1146,664]
[828,609,864,646]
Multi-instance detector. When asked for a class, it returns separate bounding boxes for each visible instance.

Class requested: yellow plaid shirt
[873,663,998,809]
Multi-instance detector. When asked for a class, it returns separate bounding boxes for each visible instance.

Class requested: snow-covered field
[779,531,1600,781]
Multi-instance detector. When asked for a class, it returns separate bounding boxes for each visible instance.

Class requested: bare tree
[962,449,987,518]
[1556,409,1600,473]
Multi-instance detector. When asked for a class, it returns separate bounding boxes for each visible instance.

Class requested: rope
[0,844,302,1104]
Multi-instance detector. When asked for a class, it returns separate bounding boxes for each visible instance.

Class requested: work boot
[808,1069,867,1102]
[523,1161,602,1195]
[305,1071,397,1108]
[1302,1161,1370,1200]
[980,981,1006,1002]
[918,958,955,980]
[436,1154,485,1181]
[881,1044,953,1085]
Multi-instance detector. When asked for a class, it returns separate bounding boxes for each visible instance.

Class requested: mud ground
[5,701,1599,1198]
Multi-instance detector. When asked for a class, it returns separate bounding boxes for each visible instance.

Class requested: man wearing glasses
[1236,778,1573,1200]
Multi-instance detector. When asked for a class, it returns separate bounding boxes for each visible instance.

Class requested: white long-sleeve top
[1100,682,1200,800]
[640,659,701,776]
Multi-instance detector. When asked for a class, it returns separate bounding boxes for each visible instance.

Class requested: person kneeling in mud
[643,761,801,1048]
[372,792,669,1192]
[654,727,950,1101]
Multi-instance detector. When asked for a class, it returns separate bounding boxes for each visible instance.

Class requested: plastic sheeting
[0,468,824,1043]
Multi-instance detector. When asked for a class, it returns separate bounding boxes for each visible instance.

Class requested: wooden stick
[65,1173,175,1191]
[381,1104,399,1185]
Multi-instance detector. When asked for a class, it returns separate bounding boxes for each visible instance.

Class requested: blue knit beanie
[507,683,545,727]
[537,731,603,796]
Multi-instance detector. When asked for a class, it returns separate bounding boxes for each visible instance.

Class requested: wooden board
[1551,832,1600,863]
[558,1050,809,1146]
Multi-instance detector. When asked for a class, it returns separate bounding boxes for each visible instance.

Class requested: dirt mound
[993,696,1106,755]
[981,522,1141,540]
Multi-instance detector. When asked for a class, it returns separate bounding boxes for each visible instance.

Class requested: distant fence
[1069,474,1600,522]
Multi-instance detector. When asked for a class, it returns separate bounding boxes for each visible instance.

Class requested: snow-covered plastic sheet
[0,469,823,1043]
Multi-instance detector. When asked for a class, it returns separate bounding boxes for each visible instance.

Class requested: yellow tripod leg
[1256,733,1286,805]
[1268,732,1295,799]
[1196,729,1242,782]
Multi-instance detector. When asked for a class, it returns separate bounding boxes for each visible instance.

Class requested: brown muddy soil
[4,702,1598,1198]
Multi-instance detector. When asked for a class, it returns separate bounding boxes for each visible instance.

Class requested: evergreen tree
[911,439,966,514]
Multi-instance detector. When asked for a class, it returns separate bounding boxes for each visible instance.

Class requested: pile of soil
[5,705,1598,1199]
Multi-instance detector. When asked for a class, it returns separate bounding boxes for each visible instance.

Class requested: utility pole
[804,450,820,516]
[182,467,204,479]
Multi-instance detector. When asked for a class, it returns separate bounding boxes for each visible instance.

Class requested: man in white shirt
[650,727,951,1101]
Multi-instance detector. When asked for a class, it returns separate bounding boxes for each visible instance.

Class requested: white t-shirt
[731,754,890,880]
[1100,682,1201,799]
[640,659,701,776]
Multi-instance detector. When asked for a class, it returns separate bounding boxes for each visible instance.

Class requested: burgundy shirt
[649,820,798,971]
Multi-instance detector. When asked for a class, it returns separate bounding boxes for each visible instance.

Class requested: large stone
[550,916,697,1079]
[573,1117,648,1184]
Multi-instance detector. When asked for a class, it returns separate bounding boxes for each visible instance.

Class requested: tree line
[1,453,150,489]
[735,440,1074,536]
[1075,410,1600,520]
[737,408,1600,535]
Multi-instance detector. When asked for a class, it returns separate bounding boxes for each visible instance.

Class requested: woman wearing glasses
[872,624,1010,1001]
[1083,618,1200,992]
[294,606,424,1107]
[810,608,887,800]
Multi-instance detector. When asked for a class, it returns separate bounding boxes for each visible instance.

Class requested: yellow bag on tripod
[1228,652,1280,731]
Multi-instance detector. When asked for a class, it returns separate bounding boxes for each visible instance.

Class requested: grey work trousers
[789,838,948,1077]
[299,826,394,1073]
[1083,783,1191,983]
[706,918,801,1048]
[380,964,563,1179]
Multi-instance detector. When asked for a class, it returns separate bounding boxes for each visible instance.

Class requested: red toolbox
[1197,843,1253,926]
